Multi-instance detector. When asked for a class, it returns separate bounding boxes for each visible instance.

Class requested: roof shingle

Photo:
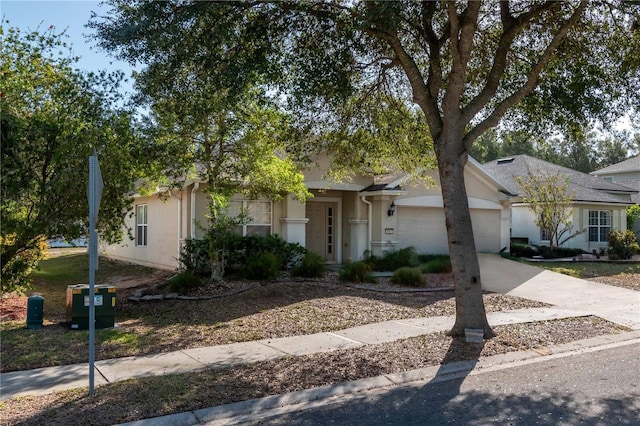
[482,155,636,205]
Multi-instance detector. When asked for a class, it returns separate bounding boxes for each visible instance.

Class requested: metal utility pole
[88,151,103,395]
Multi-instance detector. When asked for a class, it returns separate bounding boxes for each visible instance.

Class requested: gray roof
[591,155,640,175]
[482,155,636,205]
[617,180,640,204]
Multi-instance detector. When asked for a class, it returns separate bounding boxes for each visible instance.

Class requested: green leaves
[517,171,578,251]
[1,23,148,291]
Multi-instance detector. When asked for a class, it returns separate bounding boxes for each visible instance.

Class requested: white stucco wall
[510,202,629,252]
[101,191,184,270]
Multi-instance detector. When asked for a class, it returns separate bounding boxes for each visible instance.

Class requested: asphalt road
[243,343,640,425]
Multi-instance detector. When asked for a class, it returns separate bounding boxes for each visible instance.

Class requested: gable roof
[361,157,514,196]
[590,155,640,176]
[617,180,640,204]
[482,154,636,205]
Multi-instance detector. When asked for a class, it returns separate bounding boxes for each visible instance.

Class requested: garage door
[470,209,501,252]
[397,207,449,254]
[397,207,500,254]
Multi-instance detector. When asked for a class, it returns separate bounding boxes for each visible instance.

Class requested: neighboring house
[591,155,640,235]
[102,154,513,270]
[483,155,637,253]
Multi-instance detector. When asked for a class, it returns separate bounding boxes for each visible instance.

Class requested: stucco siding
[102,192,182,270]
[511,203,629,252]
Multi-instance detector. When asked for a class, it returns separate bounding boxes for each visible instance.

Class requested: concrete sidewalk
[0,306,590,400]
[1,255,638,418]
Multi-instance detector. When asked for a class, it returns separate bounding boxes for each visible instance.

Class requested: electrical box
[26,295,44,329]
[66,284,116,330]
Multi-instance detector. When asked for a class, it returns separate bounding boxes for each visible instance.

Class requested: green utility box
[26,295,44,329]
[66,284,116,330]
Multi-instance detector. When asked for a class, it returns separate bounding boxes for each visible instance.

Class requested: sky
[2,0,135,94]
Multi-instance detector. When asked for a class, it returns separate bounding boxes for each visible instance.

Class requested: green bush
[177,238,211,276]
[338,261,377,283]
[607,230,639,260]
[292,251,326,278]
[365,247,420,271]
[391,267,425,287]
[167,272,202,295]
[244,251,281,280]
[222,234,305,272]
[538,246,584,259]
[421,256,452,273]
[416,254,450,264]
[510,243,538,258]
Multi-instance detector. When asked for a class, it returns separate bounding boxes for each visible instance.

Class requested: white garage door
[470,209,501,252]
[397,207,500,254]
[397,207,449,254]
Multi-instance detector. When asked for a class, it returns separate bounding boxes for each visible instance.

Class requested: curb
[116,330,640,426]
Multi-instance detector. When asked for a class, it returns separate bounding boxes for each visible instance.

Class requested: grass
[527,261,639,279]
[29,252,157,319]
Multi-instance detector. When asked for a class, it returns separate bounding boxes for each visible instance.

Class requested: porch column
[279,194,308,246]
[370,195,399,256]
[348,219,368,261]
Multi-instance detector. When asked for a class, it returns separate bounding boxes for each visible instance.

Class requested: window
[588,210,610,242]
[228,200,272,236]
[540,228,550,241]
[136,205,148,246]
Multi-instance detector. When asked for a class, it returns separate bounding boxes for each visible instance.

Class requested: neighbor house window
[228,200,272,236]
[540,228,550,242]
[136,204,148,246]
[588,210,610,243]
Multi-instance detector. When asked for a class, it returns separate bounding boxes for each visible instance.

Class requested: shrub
[244,251,281,280]
[607,230,640,260]
[421,256,452,273]
[292,251,326,278]
[338,261,377,283]
[510,243,538,258]
[177,238,211,276]
[365,247,420,271]
[167,272,202,295]
[537,246,584,259]
[391,267,425,287]
[222,234,305,272]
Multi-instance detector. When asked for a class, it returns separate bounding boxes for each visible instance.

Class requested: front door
[306,202,337,262]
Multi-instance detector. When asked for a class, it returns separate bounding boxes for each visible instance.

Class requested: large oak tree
[92,1,639,337]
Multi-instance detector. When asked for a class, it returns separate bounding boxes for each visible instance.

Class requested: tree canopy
[469,126,638,172]
[91,1,640,337]
[0,24,149,292]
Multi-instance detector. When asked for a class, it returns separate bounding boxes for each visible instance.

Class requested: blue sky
[2,0,135,92]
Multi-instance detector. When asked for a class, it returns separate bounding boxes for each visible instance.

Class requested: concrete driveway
[478,254,640,330]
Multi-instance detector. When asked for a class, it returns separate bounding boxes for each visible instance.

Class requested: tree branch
[443,1,480,121]
[464,0,588,148]
[462,0,557,124]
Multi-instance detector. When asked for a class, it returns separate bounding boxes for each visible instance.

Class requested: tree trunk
[436,139,496,339]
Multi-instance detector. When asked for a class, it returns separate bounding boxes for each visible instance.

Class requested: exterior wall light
[387,201,396,216]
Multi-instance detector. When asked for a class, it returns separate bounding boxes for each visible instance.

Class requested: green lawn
[29,252,156,319]
[526,261,639,279]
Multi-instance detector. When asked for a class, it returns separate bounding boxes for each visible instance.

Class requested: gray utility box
[66,284,116,330]
[26,295,44,329]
